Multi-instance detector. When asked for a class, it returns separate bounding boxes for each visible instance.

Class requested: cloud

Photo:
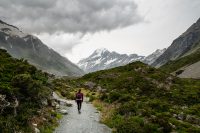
[37,33,84,54]
[0,0,143,34]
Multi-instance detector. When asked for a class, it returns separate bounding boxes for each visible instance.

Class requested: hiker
[75,89,83,112]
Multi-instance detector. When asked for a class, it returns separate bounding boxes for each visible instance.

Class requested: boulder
[34,127,40,133]
[59,109,68,115]
[41,99,48,106]
[32,123,40,133]
[56,104,60,109]
[84,81,96,89]
[177,112,185,120]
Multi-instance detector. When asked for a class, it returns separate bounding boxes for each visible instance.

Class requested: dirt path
[54,98,112,133]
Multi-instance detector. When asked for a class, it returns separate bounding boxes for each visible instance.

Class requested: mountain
[77,48,165,73]
[142,48,166,65]
[152,18,200,67]
[160,44,200,79]
[77,48,145,73]
[0,20,84,76]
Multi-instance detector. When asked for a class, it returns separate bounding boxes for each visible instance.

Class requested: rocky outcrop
[84,81,97,90]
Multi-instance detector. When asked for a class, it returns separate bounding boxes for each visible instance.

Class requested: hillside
[160,43,200,78]
[77,61,200,133]
[0,20,84,76]
[0,49,61,132]
[78,48,165,73]
[152,18,200,67]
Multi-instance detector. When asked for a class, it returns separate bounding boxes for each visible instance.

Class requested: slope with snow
[142,48,166,65]
[78,48,166,73]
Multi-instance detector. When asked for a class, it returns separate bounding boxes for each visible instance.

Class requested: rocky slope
[78,48,165,73]
[152,18,200,67]
[160,43,200,79]
[0,20,84,76]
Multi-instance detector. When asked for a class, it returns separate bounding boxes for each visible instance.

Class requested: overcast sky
[0,0,200,63]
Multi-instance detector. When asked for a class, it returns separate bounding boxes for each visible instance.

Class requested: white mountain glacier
[78,48,166,73]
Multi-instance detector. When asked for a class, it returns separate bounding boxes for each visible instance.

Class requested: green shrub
[117,101,136,115]
[109,91,121,103]
[115,116,144,133]
[89,95,95,102]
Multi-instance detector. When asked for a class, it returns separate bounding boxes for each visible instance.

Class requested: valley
[0,8,200,133]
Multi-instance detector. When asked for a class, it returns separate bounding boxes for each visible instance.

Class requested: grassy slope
[160,45,200,73]
[78,61,200,133]
[0,49,59,132]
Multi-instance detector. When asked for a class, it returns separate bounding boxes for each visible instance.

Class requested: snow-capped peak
[88,48,109,59]
[77,48,145,73]
[94,48,108,54]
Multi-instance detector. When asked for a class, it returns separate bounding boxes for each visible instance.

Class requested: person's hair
[78,89,81,93]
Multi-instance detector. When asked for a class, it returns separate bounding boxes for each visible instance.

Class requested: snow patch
[5,36,9,40]
[104,58,117,65]
[93,58,102,65]
[94,48,108,57]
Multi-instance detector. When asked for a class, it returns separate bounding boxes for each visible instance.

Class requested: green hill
[78,61,200,133]
[0,49,58,132]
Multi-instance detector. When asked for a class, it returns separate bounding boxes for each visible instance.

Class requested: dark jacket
[75,92,83,102]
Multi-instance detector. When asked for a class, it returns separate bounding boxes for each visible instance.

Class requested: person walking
[75,89,83,113]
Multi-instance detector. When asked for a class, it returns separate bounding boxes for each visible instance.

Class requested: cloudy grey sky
[1,0,200,63]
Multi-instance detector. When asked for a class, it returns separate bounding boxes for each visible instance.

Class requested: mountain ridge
[0,19,84,76]
[152,18,200,67]
[78,48,166,73]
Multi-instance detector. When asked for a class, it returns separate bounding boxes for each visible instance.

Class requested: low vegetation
[77,61,200,133]
[0,49,60,132]
[1,48,200,133]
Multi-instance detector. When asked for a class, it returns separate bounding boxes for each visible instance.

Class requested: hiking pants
[76,100,82,110]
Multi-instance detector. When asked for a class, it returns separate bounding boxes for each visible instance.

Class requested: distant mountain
[77,48,165,73]
[78,48,144,73]
[142,48,166,65]
[152,18,200,67]
[0,20,84,76]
